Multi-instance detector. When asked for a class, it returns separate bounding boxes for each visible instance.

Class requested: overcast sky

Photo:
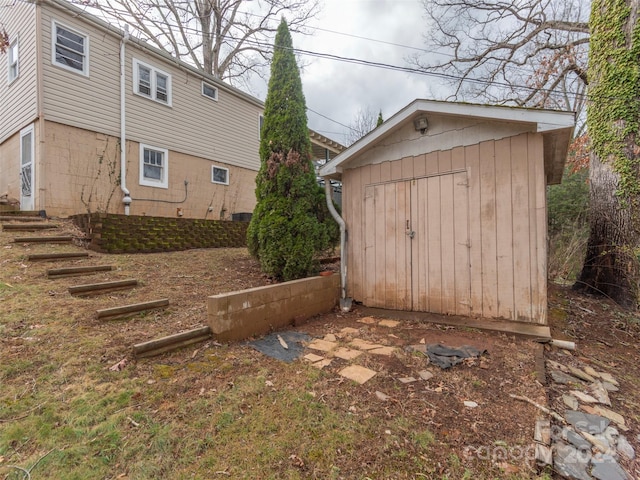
[251,0,450,146]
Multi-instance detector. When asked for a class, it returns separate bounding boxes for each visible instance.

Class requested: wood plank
[48,265,113,278]
[375,184,389,306]
[425,152,438,175]
[369,162,381,184]
[413,153,427,178]
[451,146,465,171]
[427,175,442,313]
[15,236,73,243]
[412,177,429,311]
[401,156,414,180]
[97,298,170,320]
[438,149,453,174]
[439,168,456,314]
[494,137,515,320]
[133,326,211,357]
[465,144,483,316]
[358,306,551,338]
[396,181,411,310]
[363,185,377,306]
[479,140,498,318]
[3,223,57,231]
[0,216,46,222]
[69,279,138,297]
[531,133,548,324]
[511,134,533,321]
[380,161,391,182]
[383,183,397,308]
[28,252,89,261]
[453,171,471,316]
[390,159,403,181]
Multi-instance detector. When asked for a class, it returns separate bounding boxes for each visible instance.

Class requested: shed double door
[363,171,471,315]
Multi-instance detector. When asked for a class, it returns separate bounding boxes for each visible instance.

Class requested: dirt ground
[1,219,639,479]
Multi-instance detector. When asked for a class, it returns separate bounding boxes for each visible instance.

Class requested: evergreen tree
[376,111,384,127]
[247,19,336,281]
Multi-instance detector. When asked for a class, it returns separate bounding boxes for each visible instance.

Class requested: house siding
[41,122,257,218]
[40,4,122,137]
[343,129,548,325]
[0,0,38,144]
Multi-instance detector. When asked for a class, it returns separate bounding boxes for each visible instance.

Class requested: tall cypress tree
[247,19,336,281]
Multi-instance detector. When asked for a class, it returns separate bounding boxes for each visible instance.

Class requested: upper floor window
[202,82,218,101]
[259,114,264,139]
[52,21,89,76]
[139,144,169,188]
[133,59,172,106]
[8,39,18,83]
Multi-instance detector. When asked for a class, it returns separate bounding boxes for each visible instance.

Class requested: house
[0,0,343,219]
[319,99,575,325]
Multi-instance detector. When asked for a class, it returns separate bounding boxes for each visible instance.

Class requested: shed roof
[319,99,575,185]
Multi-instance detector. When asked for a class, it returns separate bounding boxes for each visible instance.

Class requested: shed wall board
[0,1,38,144]
[346,115,533,171]
[343,132,547,324]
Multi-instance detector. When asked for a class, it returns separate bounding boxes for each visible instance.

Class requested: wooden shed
[319,100,574,325]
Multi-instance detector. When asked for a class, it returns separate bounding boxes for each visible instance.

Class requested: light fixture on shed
[413,115,429,134]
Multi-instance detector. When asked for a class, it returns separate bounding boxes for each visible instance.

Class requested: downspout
[323,177,352,312]
[35,3,45,214]
[120,26,131,214]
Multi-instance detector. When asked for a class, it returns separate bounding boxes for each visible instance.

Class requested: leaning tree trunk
[574,0,640,308]
[575,154,639,308]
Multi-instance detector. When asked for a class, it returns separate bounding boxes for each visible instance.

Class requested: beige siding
[0,131,21,198]
[0,1,38,143]
[39,4,262,173]
[40,4,121,137]
[124,49,262,173]
[343,132,548,324]
[41,122,257,218]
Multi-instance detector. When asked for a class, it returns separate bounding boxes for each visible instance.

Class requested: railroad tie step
[48,265,113,278]
[28,252,89,261]
[97,299,170,321]
[3,223,58,231]
[0,216,48,222]
[69,279,138,297]
[15,236,73,244]
[133,326,211,358]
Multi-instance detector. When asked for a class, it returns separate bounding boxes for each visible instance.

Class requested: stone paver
[368,346,395,356]
[418,370,434,381]
[357,317,377,324]
[312,358,332,369]
[308,339,338,352]
[398,377,417,384]
[333,347,363,361]
[304,353,324,363]
[338,365,377,384]
[350,338,383,350]
[378,319,400,328]
[339,327,359,335]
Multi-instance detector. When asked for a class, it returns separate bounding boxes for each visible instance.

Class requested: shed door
[363,172,471,315]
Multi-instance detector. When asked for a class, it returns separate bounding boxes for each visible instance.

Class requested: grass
[0,228,553,479]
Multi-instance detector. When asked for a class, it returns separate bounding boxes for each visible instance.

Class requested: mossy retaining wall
[72,213,248,253]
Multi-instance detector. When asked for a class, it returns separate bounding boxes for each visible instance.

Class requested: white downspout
[324,177,351,311]
[120,26,131,214]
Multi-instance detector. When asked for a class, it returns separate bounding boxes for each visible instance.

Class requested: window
[8,39,18,83]
[133,59,172,105]
[211,165,229,185]
[259,114,264,139]
[52,21,89,75]
[202,82,218,101]
[139,144,169,188]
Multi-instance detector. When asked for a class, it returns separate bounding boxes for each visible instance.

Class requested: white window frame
[51,20,89,76]
[211,165,229,185]
[8,38,19,83]
[139,144,169,189]
[201,82,218,101]
[133,59,172,106]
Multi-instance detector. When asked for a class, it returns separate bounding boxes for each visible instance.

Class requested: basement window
[140,144,169,188]
[211,165,229,185]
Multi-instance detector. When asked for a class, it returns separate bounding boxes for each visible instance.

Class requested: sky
[250,0,450,146]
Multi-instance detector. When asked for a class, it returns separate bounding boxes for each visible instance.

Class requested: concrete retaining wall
[208,274,340,341]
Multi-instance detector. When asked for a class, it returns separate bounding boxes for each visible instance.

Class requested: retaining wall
[72,213,248,253]
[208,274,340,341]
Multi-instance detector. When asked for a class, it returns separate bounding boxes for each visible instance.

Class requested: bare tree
[80,0,319,84]
[347,106,383,145]
[413,0,589,124]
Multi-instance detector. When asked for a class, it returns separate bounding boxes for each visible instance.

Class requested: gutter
[323,178,352,312]
[120,26,131,214]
